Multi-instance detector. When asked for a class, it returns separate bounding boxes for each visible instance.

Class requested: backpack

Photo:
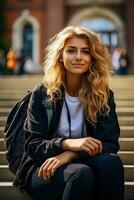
[4,91,53,175]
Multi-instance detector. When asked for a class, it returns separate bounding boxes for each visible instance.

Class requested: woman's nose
[75,51,82,60]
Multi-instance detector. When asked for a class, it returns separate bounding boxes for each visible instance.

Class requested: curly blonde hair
[43,26,113,125]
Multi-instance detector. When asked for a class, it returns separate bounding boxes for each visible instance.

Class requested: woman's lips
[72,63,84,66]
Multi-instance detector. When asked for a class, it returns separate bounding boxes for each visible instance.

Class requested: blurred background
[0,1,134,200]
[0,0,134,75]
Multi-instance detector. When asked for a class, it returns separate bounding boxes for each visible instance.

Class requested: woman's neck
[65,73,82,97]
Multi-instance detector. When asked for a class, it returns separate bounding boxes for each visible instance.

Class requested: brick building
[3,0,134,73]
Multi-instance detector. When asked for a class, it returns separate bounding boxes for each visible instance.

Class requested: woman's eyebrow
[66,46,90,49]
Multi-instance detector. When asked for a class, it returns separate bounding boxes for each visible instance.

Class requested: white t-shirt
[57,92,87,138]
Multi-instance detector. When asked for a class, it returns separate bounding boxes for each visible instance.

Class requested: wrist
[61,139,70,150]
[70,151,79,160]
[64,151,79,161]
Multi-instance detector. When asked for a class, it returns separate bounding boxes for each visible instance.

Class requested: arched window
[79,17,118,50]
[22,23,33,58]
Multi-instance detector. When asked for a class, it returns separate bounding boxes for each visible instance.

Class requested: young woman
[14,26,124,200]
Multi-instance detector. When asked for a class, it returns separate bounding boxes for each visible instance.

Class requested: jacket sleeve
[96,90,120,154]
[24,84,64,164]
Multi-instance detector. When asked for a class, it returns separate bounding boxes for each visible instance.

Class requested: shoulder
[29,83,47,104]
[108,89,114,98]
[32,82,47,93]
[108,89,114,101]
[32,83,47,97]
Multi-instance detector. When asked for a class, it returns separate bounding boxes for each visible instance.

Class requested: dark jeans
[24,153,124,200]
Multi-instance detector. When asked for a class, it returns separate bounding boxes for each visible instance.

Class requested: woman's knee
[64,163,94,184]
[76,164,93,180]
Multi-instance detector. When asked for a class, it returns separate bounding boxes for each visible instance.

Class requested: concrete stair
[0,75,134,199]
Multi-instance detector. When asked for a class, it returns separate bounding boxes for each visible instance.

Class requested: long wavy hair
[43,26,113,125]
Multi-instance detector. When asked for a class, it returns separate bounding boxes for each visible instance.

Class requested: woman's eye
[83,50,90,54]
[66,49,75,53]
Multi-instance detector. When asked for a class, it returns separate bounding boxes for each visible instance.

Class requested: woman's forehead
[64,35,89,48]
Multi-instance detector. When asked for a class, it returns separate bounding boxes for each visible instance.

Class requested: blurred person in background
[14,26,124,200]
[6,47,17,75]
[24,56,35,74]
[17,49,26,75]
[118,48,130,75]
[0,49,6,75]
[112,47,121,75]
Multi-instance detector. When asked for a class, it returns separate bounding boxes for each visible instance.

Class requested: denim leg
[24,163,94,200]
[62,163,94,200]
[85,153,124,200]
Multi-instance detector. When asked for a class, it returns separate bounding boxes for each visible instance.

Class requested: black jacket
[14,83,120,188]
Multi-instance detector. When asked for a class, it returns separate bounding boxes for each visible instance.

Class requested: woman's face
[61,35,92,75]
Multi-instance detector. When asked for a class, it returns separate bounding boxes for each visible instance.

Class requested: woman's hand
[38,151,78,179]
[61,137,103,156]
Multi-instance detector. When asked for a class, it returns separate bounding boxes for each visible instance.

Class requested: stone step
[118,116,134,126]
[109,75,134,86]
[0,138,6,151]
[113,89,134,93]
[0,117,7,126]
[113,85,134,89]
[111,85,134,89]
[123,165,134,181]
[115,95,134,100]
[0,74,41,83]
[114,90,134,94]
[116,101,134,108]
[0,182,32,200]
[0,101,17,108]
[0,127,4,137]
[0,151,7,165]
[0,95,23,101]
[0,91,26,95]
[118,151,134,165]
[116,108,134,116]
[0,165,14,182]
[0,181,132,200]
[119,138,134,151]
[0,108,11,116]
[120,126,134,138]
[125,181,134,200]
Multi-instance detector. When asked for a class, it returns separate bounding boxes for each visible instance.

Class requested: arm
[38,151,79,179]
[61,137,102,156]
[96,90,120,154]
[24,84,65,164]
